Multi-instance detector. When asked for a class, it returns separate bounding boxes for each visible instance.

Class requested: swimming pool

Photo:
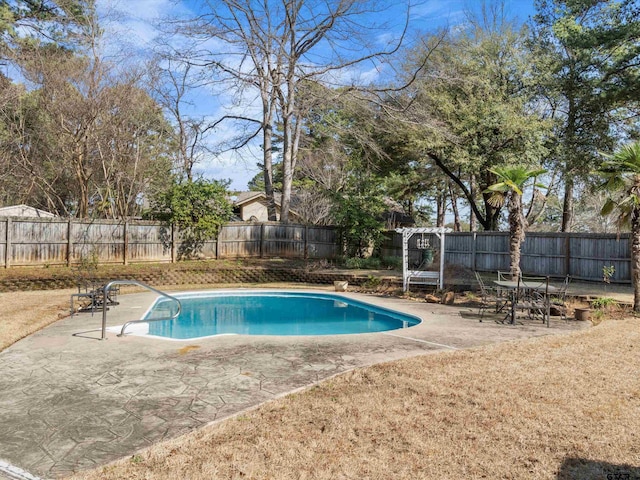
[132,291,421,339]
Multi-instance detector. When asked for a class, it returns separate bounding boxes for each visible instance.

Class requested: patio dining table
[493,279,558,325]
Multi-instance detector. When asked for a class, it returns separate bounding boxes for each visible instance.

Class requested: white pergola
[395,227,451,291]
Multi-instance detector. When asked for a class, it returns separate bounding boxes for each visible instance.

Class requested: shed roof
[0,204,56,218]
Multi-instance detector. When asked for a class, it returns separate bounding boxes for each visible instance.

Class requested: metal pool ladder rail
[100,280,182,340]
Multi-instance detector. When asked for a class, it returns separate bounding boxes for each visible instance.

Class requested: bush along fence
[0,216,633,284]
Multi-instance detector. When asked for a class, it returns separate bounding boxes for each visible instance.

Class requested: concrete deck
[0,288,591,479]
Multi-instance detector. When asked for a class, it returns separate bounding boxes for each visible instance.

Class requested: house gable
[0,204,56,218]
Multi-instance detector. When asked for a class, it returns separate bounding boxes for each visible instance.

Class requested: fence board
[307,226,338,259]
[127,224,172,262]
[71,221,124,264]
[262,224,305,257]
[218,224,261,258]
[0,220,5,265]
[10,219,68,266]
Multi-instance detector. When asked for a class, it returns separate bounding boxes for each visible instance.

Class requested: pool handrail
[100,280,182,340]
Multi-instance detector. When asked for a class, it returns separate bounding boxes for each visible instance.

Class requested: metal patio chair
[475,271,499,322]
[515,276,551,326]
[549,275,571,322]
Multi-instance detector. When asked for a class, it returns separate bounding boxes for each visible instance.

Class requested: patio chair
[70,281,99,316]
[495,270,519,310]
[549,275,571,322]
[475,271,499,322]
[70,280,120,316]
[497,270,519,281]
[515,276,550,326]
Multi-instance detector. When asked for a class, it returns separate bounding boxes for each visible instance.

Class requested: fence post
[564,234,571,277]
[471,232,477,271]
[123,220,129,265]
[171,223,177,263]
[260,223,265,258]
[304,225,309,260]
[4,218,10,268]
[629,234,633,284]
[66,219,73,267]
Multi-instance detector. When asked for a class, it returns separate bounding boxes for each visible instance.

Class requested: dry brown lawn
[0,289,74,351]
[63,317,640,480]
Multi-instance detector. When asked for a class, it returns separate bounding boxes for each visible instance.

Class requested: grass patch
[591,297,618,309]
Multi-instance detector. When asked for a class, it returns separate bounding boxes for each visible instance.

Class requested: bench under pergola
[395,227,451,292]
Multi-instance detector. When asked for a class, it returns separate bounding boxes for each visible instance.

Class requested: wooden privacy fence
[1,216,633,284]
[381,231,632,284]
[0,218,339,267]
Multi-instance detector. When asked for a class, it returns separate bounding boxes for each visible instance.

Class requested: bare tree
[148,56,212,181]
[93,80,173,218]
[172,0,412,222]
[292,188,333,225]
[7,5,173,218]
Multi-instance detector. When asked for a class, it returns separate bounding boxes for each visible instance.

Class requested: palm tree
[597,141,640,312]
[485,166,546,280]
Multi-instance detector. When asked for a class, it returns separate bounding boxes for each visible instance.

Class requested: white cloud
[101,0,180,22]
[412,0,464,20]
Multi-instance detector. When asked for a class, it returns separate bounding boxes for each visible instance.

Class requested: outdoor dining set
[475,271,571,327]
[70,280,120,316]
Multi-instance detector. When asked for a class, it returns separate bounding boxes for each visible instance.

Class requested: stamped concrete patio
[0,288,589,479]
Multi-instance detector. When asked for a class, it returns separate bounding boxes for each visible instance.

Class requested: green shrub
[343,256,382,269]
[381,256,402,270]
[331,188,386,258]
[363,275,382,288]
[144,178,233,260]
[591,297,618,309]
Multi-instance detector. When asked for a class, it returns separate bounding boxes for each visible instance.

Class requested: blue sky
[101,0,539,191]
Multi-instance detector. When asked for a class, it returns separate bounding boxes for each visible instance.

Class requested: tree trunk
[561,177,574,232]
[449,183,461,231]
[279,66,297,223]
[280,113,293,222]
[436,193,446,227]
[280,100,295,224]
[508,193,525,280]
[469,174,477,232]
[75,147,90,218]
[481,192,501,231]
[562,83,577,233]
[428,152,495,230]
[632,208,640,312]
[262,98,277,221]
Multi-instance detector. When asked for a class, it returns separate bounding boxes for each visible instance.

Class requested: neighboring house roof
[0,204,56,218]
[233,191,269,206]
[232,191,301,220]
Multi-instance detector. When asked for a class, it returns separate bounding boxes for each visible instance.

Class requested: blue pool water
[142,291,420,339]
